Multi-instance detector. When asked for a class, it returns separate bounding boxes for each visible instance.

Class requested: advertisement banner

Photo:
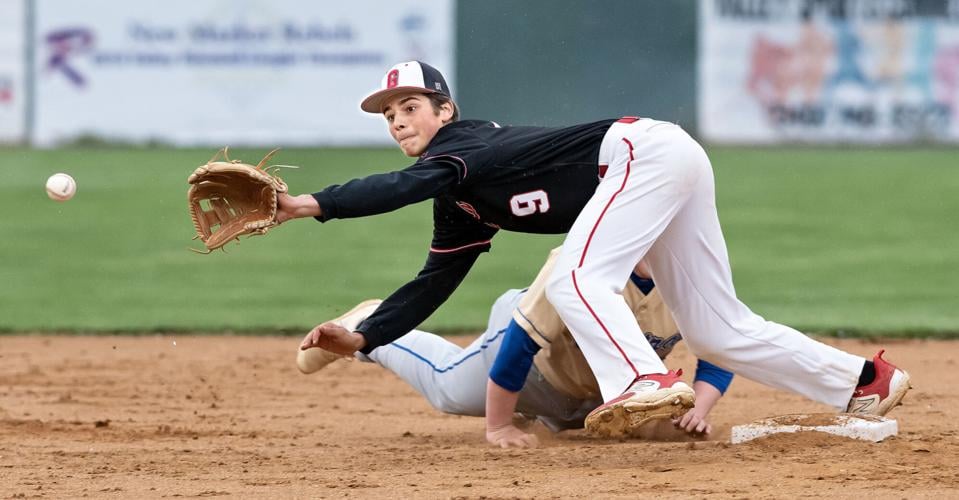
[699,0,959,143]
[0,0,26,143]
[33,0,453,146]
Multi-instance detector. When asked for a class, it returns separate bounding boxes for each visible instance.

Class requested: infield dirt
[1,335,956,498]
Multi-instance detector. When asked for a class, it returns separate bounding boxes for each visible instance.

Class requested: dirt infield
[1,335,956,498]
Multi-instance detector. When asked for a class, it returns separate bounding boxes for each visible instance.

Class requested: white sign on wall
[700,0,959,143]
[0,0,26,143]
[33,0,454,146]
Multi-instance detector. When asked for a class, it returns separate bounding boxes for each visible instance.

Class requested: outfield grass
[0,146,956,336]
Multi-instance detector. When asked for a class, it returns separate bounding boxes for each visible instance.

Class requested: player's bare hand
[486,424,539,449]
[300,322,367,355]
[276,193,322,224]
[673,409,712,436]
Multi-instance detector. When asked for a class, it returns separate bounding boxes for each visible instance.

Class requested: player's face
[382,93,451,157]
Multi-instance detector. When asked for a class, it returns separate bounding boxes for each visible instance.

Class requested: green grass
[0,146,956,336]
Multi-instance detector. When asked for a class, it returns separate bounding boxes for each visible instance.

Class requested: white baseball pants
[360,289,596,427]
[546,118,865,408]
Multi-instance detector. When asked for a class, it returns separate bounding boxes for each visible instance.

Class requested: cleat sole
[585,388,695,438]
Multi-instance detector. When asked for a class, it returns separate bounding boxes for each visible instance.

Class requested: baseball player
[298,250,733,447]
[278,61,910,437]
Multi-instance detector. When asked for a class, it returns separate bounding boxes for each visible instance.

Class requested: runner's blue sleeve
[694,359,734,394]
[488,319,542,392]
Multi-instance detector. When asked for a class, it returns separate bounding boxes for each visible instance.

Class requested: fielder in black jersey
[280,60,910,443]
[311,118,615,351]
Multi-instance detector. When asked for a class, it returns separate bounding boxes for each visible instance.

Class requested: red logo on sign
[386,69,399,89]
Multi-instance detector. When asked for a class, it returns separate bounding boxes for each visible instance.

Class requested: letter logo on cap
[386,69,399,89]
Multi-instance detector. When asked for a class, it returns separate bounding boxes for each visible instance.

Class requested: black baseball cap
[360,61,452,114]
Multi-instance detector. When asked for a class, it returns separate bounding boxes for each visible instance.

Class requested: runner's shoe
[585,369,695,438]
[846,350,911,416]
[296,299,382,374]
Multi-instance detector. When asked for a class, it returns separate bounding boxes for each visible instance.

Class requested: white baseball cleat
[296,299,382,374]
[584,369,695,438]
[846,350,911,416]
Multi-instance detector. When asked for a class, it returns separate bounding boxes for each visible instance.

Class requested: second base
[730,413,898,444]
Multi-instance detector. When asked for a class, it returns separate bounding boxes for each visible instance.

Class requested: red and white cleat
[846,350,912,416]
[585,369,695,438]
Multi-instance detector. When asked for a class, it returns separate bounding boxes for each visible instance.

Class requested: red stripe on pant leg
[578,138,634,267]
[571,137,639,381]
[572,269,640,378]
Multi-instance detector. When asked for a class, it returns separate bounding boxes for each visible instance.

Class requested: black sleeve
[311,159,462,222]
[354,199,499,352]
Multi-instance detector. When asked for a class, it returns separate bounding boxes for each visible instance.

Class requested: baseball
[45,173,77,201]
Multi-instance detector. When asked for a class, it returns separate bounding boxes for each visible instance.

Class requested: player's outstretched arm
[300,322,367,355]
[673,358,733,435]
[276,192,322,223]
[484,319,542,448]
[674,381,722,435]
[485,379,538,448]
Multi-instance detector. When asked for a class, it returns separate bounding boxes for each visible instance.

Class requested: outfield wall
[4,0,959,146]
[30,0,453,147]
[455,0,699,130]
[0,0,26,143]
[699,0,959,144]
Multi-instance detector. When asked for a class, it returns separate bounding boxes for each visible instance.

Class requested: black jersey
[312,118,616,351]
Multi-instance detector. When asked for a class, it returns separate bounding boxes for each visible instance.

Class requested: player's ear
[439,101,454,124]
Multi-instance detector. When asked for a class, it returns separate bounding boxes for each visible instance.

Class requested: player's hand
[673,408,712,436]
[300,322,367,355]
[486,424,539,449]
[276,193,322,224]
